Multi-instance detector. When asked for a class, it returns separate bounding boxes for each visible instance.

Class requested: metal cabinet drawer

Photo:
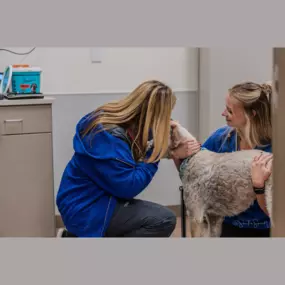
[0,105,52,135]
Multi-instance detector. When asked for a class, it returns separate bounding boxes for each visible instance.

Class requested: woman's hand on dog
[169,120,201,159]
[170,120,179,128]
[169,139,201,159]
[251,152,273,188]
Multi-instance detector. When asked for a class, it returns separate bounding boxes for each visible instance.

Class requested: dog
[169,123,273,238]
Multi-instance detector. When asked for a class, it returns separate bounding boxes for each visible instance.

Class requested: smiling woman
[221,82,272,149]
[201,81,273,237]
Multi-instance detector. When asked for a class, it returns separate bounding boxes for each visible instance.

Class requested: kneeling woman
[56,80,197,238]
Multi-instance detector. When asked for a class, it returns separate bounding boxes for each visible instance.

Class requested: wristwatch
[253,186,265,195]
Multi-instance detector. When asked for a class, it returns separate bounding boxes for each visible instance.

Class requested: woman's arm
[251,153,273,216]
[77,154,159,200]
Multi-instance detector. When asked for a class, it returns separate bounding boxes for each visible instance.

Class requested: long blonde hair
[228,81,272,148]
[82,80,176,163]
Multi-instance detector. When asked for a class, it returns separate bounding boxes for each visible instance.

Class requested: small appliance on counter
[0,64,44,100]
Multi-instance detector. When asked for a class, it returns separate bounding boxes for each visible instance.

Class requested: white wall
[0,47,198,93]
[0,47,199,211]
[199,48,273,142]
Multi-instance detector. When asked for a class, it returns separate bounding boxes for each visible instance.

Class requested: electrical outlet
[90,48,104,63]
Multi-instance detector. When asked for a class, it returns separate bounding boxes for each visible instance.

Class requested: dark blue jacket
[56,113,159,237]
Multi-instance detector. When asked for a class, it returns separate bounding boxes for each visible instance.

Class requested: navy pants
[61,199,177,238]
[220,223,270,237]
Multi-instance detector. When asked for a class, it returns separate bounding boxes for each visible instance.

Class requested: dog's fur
[170,124,273,237]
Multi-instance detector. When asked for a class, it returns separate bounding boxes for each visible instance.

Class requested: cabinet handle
[4,119,23,123]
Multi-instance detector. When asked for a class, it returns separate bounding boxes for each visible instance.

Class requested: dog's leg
[206,214,224,237]
[189,213,224,237]
[189,217,204,237]
[187,201,208,238]
[189,216,210,238]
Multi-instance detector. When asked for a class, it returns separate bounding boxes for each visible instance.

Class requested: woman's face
[221,94,247,128]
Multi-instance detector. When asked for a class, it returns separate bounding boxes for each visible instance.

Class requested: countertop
[0,96,55,106]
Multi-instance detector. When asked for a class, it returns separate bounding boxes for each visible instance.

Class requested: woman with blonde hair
[56,80,199,238]
[202,81,273,237]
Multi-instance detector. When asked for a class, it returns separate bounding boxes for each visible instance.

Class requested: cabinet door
[0,133,56,237]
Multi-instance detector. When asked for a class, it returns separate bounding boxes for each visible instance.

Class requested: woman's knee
[146,205,177,235]
[161,207,177,228]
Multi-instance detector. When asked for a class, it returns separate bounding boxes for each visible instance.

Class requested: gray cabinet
[0,98,56,237]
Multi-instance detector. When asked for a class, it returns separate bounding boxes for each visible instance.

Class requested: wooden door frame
[271,48,285,237]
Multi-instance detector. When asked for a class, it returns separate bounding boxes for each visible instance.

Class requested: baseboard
[56,205,181,228]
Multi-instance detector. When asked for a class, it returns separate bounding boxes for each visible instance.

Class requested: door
[0,132,56,237]
[271,48,285,237]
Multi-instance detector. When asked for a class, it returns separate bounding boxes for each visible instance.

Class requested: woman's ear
[252,109,256,116]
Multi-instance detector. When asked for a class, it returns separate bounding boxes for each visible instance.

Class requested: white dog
[169,123,273,238]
